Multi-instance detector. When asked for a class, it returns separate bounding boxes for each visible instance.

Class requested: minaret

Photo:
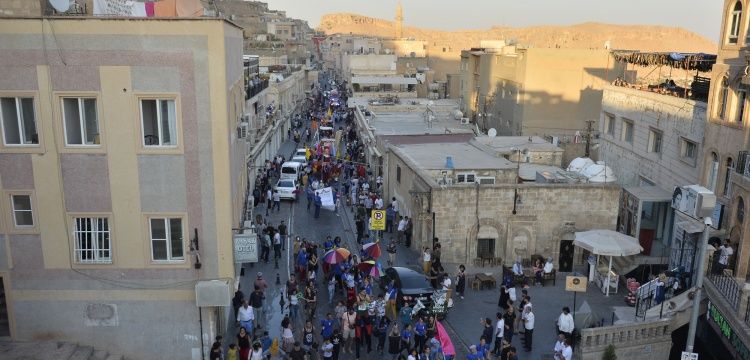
[395,1,403,39]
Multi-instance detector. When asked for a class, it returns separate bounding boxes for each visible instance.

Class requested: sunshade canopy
[573,230,643,257]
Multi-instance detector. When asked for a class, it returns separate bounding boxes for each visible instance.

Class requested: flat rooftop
[471,135,563,154]
[395,142,515,170]
[369,112,474,136]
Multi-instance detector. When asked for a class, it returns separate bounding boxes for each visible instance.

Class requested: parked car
[291,155,308,167]
[280,161,303,181]
[274,179,298,201]
[294,148,307,158]
[381,267,447,318]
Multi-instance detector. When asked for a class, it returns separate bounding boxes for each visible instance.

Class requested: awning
[624,186,672,202]
[351,76,418,85]
[574,230,643,257]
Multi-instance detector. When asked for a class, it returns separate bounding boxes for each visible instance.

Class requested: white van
[280,161,303,180]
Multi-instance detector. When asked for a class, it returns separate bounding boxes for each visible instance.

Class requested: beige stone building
[460,46,620,138]
[695,1,750,357]
[387,142,619,268]
[0,15,248,359]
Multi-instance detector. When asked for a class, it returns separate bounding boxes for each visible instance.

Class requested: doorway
[559,240,575,272]
[0,277,9,337]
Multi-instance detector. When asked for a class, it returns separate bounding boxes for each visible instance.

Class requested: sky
[263,0,723,42]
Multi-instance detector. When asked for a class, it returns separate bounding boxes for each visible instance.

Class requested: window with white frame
[604,113,615,136]
[73,217,111,264]
[647,129,662,154]
[0,97,38,146]
[140,99,177,147]
[150,217,184,261]
[729,1,743,44]
[62,97,99,146]
[621,119,634,144]
[10,194,33,227]
[456,173,476,183]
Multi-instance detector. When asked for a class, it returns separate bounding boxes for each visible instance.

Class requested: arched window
[729,1,743,44]
[724,158,735,196]
[718,76,730,119]
[708,152,720,192]
[736,88,747,123]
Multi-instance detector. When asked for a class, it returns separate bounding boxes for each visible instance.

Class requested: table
[475,273,497,290]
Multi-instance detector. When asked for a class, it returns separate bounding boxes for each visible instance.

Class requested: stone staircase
[0,340,127,360]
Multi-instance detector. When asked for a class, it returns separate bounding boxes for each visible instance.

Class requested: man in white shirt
[553,333,566,360]
[521,306,534,352]
[493,312,505,355]
[512,261,523,276]
[397,217,407,244]
[544,258,554,273]
[236,300,255,333]
[374,196,384,210]
[557,307,575,339]
[442,274,453,302]
[391,197,399,215]
[561,339,573,360]
[718,240,734,274]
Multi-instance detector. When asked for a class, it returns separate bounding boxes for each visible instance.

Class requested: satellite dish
[49,0,71,12]
[488,128,497,137]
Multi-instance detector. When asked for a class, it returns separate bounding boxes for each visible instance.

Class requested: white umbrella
[574,230,643,296]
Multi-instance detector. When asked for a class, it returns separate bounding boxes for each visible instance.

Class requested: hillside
[318,13,717,53]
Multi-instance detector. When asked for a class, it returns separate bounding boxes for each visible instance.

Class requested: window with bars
[477,238,495,259]
[150,217,184,261]
[648,129,662,154]
[73,217,111,264]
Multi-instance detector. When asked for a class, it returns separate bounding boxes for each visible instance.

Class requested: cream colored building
[460,46,620,137]
[695,2,750,357]
[0,16,247,360]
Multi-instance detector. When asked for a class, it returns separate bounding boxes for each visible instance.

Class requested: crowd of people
[213,75,576,360]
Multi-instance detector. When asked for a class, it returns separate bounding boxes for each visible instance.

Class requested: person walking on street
[341,308,357,354]
[387,241,397,267]
[396,217,406,244]
[236,301,255,335]
[404,217,413,248]
[456,265,467,299]
[557,307,575,340]
[249,285,265,329]
[272,190,281,212]
[422,247,431,274]
[522,305,535,352]
[236,327,251,360]
[306,185,315,211]
[493,312,505,356]
[388,324,401,359]
[273,230,282,261]
[278,220,287,250]
[503,306,516,343]
[314,192,322,219]
[266,188,273,216]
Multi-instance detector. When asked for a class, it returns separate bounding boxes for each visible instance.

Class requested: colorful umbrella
[323,248,351,264]
[357,260,376,272]
[435,321,456,357]
[362,242,382,259]
[369,262,384,278]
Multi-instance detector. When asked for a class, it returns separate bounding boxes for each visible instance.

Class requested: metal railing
[706,257,742,311]
[634,268,681,319]
[246,79,269,100]
[745,297,750,328]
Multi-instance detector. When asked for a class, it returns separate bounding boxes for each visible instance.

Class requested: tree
[602,344,617,360]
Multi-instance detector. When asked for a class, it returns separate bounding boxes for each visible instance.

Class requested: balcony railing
[745,297,750,328]
[706,254,742,311]
[246,79,269,100]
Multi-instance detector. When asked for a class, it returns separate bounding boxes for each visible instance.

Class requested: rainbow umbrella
[362,242,382,259]
[369,262,385,278]
[357,260,376,272]
[323,248,351,264]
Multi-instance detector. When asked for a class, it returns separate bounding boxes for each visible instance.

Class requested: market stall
[574,229,644,296]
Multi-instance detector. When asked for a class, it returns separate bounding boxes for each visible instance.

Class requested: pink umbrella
[362,242,382,258]
[435,321,456,357]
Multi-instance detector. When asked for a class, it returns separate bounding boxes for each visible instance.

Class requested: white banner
[317,187,335,211]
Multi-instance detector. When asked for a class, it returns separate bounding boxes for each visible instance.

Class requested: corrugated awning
[351,76,418,85]
[624,186,672,202]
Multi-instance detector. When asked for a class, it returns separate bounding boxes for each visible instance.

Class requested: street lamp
[511,147,527,215]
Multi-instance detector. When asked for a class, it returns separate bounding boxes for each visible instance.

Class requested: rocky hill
[318,13,717,53]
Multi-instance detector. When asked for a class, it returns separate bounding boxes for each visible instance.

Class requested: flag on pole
[435,321,456,357]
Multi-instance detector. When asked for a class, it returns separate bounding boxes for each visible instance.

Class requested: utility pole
[686,217,713,353]
[584,119,596,158]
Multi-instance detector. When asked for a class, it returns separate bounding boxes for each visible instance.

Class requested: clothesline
[610,51,716,72]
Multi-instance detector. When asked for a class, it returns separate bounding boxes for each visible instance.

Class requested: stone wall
[429,183,620,265]
[577,319,673,360]
[0,0,42,16]
[598,85,706,191]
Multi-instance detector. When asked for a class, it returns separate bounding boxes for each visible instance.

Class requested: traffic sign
[565,276,588,292]
[681,352,698,360]
[370,210,386,231]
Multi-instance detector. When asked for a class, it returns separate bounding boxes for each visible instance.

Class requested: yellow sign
[565,276,588,292]
[370,210,386,231]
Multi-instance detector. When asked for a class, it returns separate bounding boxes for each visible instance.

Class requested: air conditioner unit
[460,118,470,125]
[238,123,249,139]
[672,185,716,219]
